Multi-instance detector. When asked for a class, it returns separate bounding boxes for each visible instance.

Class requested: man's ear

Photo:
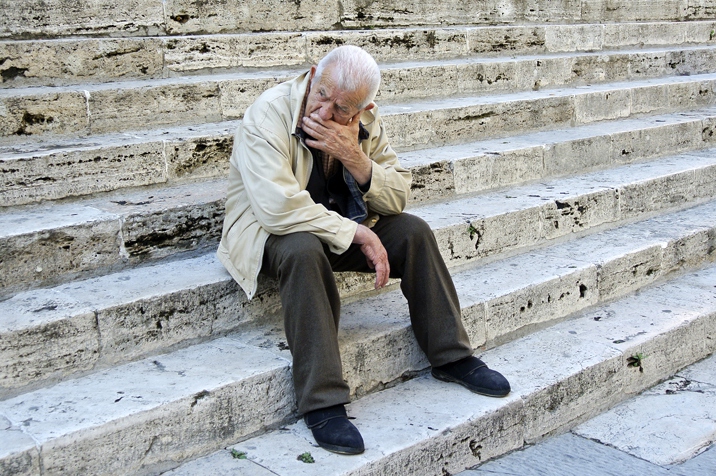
[363,103,375,111]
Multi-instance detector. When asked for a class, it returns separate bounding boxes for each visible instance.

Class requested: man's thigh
[261,232,329,279]
[329,213,432,275]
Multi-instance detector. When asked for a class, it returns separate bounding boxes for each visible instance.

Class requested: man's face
[304,66,369,126]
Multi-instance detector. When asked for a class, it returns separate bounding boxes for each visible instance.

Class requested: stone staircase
[2,1,716,475]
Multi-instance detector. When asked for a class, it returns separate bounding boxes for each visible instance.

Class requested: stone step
[463,354,716,475]
[3,138,716,297]
[3,0,714,40]
[2,53,716,142]
[3,22,716,87]
[164,262,716,476]
[2,77,716,210]
[3,204,716,474]
[3,158,716,399]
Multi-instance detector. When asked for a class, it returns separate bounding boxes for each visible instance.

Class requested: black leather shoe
[432,356,511,397]
[304,404,365,455]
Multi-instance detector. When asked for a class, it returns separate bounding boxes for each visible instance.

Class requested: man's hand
[352,224,390,289]
[302,111,372,185]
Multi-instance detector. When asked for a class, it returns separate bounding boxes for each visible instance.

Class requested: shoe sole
[315,441,365,455]
[431,369,510,398]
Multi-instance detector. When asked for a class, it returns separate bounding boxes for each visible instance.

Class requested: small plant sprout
[297,452,315,463]
[710,29,715,41]
[230,448,247,459]
[627,352,646,373]
[468,223,479,240]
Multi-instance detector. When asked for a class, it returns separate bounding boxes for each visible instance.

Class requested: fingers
[360,243,389,289]
[354,225,390,289]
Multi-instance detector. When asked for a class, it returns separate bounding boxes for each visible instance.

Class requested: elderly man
[218,45,510,455]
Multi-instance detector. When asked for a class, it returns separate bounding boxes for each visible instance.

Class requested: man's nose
[318,104,333,121]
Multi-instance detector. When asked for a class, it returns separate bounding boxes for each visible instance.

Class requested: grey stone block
[0,141,167,206]
[0,289,99,396]
[87,82,223,134]
[164,0,338,35]
[165,135,233,181]
[0,421,39,476]
[306,29,470,64]
[164,34,307,73]
[0,90,88,138]
[0,0,164,38]
[0,338,294,476]
[468,433,672,476]
[574,89,632,124]
[582,0,687,22]
[0,205,122,296]
[611,120,704,164]
[453,145,545,195]
[467,25,547,56]
[0,38,164,87]
[544,24,605,52]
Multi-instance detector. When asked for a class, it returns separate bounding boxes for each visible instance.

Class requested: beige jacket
[217,72,412,299]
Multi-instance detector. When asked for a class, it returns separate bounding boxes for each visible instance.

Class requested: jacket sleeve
[234,115,358,255]
[361,107,412,215]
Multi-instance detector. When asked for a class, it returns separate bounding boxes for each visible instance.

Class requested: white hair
[313,45,381,110]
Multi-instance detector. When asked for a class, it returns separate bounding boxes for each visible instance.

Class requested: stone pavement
[462,353,716,476]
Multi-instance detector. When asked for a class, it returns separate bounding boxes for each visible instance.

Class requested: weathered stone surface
[407,159,456,203]
[454,145,544,195]
[117,196,225,261]
[574,89,632,124]
[165,135,233,181]
[604,22,687,47]
[164,0,338,35]
[618,159,703,219]
[217,76,287,120]
[545,24,605,52]
[231,376,524,476]
[545,189,619,237]
[704,115,716,144]
[574,277,716,396]
[0,90,88,138]
[597,244,665,300]
[0,0,164,38]
[0,141,166,206]
[95,280,239,364]
[467,25,546,56]
[611,119,703,164]
[0,38,163,87]
[467,432,674,476]
[668,79,716,109]
[339,0,583,29]
[379,63,461,102]
[0,417,40,476]
[543,133,612,175]
[574,354,716,466]
[383,95,573,151]
[0,338,294,476]
[165,449,275,476]
[164,34,306,73]
[506,334,624,442]
[631,83,672,115]
[307,28,469,64]
[0,205,122,296]
[482,260,598,343]
[582,0,687,22]
[87,82,223,134]
[0,289,99,396]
